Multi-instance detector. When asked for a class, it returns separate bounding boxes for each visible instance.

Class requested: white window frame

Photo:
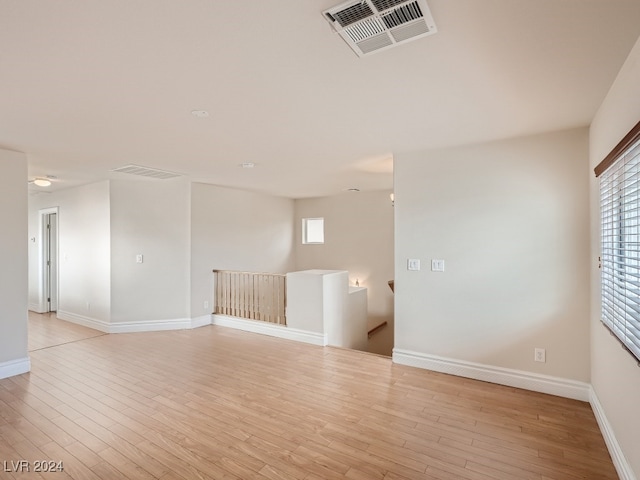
[597,121,640,364]
[302,217,324,244]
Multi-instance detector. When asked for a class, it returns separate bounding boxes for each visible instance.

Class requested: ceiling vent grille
[323,0,437,57]
[111,164,182,180]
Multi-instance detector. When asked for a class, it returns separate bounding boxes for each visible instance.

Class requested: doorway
[40,208,58,313]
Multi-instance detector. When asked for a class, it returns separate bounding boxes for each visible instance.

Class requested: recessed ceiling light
[240,162,255,169]
[346,188,360,192]
[191,110,209,118]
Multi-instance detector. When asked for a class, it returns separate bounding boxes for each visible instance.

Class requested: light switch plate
[407,259,421,271]
[431,259,445,272]
[136,254,143,264]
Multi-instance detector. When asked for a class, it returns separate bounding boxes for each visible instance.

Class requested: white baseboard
[212,314,327,346]
[0,357,31,380]
[392,348,591,401]
[392,349,636,478]
[191,315,213,329]
[57,310,203,334]
[57,310,110,332]
[109,318,193,333]
[590,387,638,480]
[28,303,46,314]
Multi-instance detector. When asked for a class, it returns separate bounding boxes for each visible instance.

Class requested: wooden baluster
[272,275,277,324]
[215,271,220,314]
[260,275,268,321]
[250,273,255,319]
[279,276,285,324]
[269,275,274,323]
[216,271,220,314]
[213,271,217,314]
[241,273,245,319]
[280,276,285,324]
[273,275,277,324]
[236,273,240,317]
[274,275,280,324]
[243,272,248,319]
[256,274,262,321]
[283,275,287,325]
[225,272,229,316]
[262,275,267,322]
[263,274,268,321]
[226,272,230,315]
[248,273,253,319]
[236,272,241,318]
[262,274,268,322]
[263,274,268,322]
[222,272,226,315]
[236,272,241,317]
[219,272,224,315]
[221,272,226,315]
[240,273,244,318]
[231,273,236,317]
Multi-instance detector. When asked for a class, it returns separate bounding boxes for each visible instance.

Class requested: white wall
[110,178,191,323]
[295,191,394,355]
[0,149,29,373]
[395,128,591,381]
[590,35,640,478]
[29,181,112,324]
[190,183,295,318]
[27,198,41,310]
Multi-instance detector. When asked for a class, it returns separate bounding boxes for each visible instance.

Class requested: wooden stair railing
[367,280,394,338]
[213,270,286,325]
[368,321,388,338]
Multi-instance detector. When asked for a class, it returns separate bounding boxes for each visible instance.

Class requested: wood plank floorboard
[28,312,106,352]
[0,313,618,479]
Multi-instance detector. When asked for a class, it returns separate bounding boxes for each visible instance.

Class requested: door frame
[38,207,59,313]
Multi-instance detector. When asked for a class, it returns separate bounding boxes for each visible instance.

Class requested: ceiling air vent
[111,164,182,180]
[323,0,437,57]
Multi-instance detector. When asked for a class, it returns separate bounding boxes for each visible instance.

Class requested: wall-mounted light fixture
[390,192,394,206]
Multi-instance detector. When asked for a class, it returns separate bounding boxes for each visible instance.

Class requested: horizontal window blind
[600,138,640,362]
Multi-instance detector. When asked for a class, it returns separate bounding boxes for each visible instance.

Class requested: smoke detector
[323,0,437,57]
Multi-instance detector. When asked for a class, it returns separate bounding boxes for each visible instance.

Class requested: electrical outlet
[204,301,209,310]
[534,348,546,363]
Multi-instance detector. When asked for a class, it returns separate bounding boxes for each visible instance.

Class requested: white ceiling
[2,0,640,198]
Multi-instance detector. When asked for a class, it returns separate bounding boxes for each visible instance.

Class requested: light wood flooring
[28,312,106,352]
[0,313,617,479]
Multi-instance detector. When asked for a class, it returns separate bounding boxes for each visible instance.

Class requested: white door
[45,213,58,312]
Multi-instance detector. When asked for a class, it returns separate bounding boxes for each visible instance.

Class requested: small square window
[302,217,324,244]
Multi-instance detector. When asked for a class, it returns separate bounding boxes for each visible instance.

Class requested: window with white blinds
[599,134,640,363]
